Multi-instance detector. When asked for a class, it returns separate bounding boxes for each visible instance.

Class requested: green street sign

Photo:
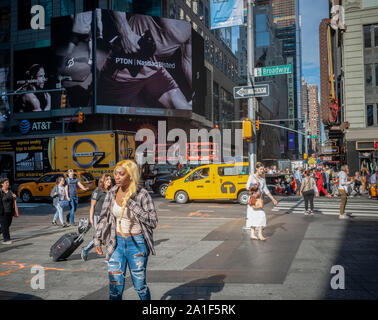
[309,135,319,139]
[254,64,292,77]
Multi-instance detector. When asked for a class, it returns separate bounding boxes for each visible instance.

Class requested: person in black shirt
[0,178,17,244]
[81,174,113,261]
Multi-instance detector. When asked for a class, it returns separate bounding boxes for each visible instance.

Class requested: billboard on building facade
[210,0,244,29]
[51,11,96,108]
[13,47,61,114]
[96,10,193,117]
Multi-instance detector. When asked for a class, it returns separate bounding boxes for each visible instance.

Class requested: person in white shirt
[338,165,351,219]
[246,162,278,240]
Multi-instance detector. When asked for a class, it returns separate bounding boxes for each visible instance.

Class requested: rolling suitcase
[49,218,91,262]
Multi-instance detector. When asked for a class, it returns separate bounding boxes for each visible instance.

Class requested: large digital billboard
[13,47,59,113]
[51,11,97,108]
[96,10,193,117]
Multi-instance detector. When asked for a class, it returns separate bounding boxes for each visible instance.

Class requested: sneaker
[339,215,350,220]
[62,224,68,228]
[81,248,88,261]
[304,211,309,215]
[310,211,314,215]
[2,240,12,245]
[52,221,57,226]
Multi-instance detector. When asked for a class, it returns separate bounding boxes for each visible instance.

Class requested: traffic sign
[233,84,269,99]
[254,64,292,77]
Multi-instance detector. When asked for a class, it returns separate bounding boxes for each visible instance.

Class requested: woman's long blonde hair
[115,160,140,225]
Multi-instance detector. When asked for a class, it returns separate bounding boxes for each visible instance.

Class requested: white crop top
[112,201,142,235]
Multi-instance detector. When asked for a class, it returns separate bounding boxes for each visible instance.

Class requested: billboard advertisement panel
[51,11,96,108]
[210,0,244,29]
[96,10,193,117]
[13,47,59,114]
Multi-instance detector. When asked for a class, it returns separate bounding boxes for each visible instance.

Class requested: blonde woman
[94,160,158,300]
[246,162,278,240]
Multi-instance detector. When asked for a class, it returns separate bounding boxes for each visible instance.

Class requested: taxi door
[184,166,214,200]
[34,174,58,197]
[213,165,242,200]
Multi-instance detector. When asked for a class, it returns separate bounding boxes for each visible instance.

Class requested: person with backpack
[65,169,89,226]
[300,170,318,215]
[81,173,113,261]
[50,176,69,228]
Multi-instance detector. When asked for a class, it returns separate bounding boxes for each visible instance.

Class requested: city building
[0,0,242,183]
[320,0,378,172]
[235,0,288,163]
[308,84,321,152]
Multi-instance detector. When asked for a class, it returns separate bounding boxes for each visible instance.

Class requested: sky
[299,0,329,89]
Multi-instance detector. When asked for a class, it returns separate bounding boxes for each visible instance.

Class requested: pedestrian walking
[93,160,158,300]
[351,171,362,196]
[81,173,113,261]
[294,167,303,195]
[0,178,17,244]
[338,165,351,219]
[300,170,318,215]
[368,170,377,199]
[50,176,69,227]
[65,169,89,226]
[316,169,331,197]
[246,162,278,241]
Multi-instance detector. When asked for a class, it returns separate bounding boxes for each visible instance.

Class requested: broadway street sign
[254,64,292,77]
[233,84,269,99]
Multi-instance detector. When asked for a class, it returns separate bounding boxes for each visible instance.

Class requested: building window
[169,0,176,19]
[365,64,373,87]
[179,7,184,20]
[199,0,204,16]
[364,0,378,8]
[18,0,32,30]
[205,7,209,28]
[83,0,99,11]
[38,0,52,26]
[364,25,372,47]
[367,105,374,126]
[0,7,10,43]
[113,0,132,11]
[61,0,75,15]
[193,0,198,14]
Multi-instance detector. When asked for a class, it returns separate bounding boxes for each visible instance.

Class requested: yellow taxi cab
[17,171,96,203]
[164,162,250,204]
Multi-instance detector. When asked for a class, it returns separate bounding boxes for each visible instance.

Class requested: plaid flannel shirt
[93,185,158,261]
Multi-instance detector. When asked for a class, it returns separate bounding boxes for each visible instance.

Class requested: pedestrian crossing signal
[242,119,253,141]
[78,112,84,124]
[60,93,66,108]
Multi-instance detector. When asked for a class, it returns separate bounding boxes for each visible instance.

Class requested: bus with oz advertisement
[0,130,135,188]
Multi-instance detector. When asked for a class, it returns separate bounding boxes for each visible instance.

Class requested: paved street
[1,194,378,300]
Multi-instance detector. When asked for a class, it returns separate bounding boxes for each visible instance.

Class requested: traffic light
[255,120,260,131]
[60,93,66,108]
[242,119,253,141]
[304,153,308,160]
[78,112,84,124]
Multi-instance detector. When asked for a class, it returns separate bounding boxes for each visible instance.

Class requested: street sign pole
[304,113,308,169]
[247,0,256,176]
[244,0,256,231]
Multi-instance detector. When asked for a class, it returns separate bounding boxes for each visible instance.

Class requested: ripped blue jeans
[107,234,151,300]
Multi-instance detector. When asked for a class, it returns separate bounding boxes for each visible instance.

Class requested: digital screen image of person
[14,64,51,113]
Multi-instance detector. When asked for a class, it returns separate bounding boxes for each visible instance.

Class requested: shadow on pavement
[321,219,378,299]
[0,243,33,254]
[0,290,43,300]
[160,274,226,300]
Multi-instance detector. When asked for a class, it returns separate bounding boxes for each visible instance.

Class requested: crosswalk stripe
[273,198,378,218]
